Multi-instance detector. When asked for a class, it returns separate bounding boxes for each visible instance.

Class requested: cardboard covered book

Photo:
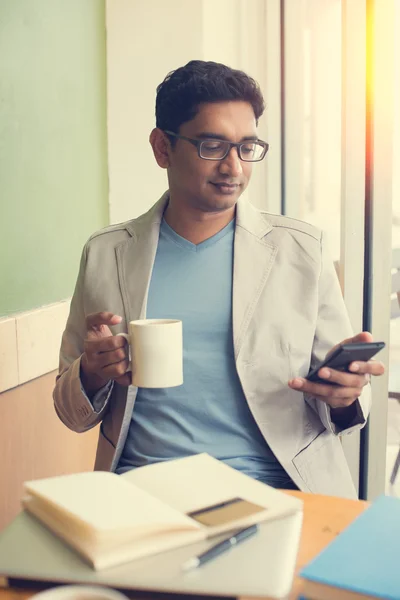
[22,453,303,570]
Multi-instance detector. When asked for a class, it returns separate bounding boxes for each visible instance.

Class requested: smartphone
[306,341,385,384]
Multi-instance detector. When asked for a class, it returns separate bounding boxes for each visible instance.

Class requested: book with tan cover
[22,453,302,571]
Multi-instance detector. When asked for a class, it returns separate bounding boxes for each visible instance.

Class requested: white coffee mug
[118,319,183,388]
[30,585,129,600]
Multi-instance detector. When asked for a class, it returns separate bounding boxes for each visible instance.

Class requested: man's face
[166,101,257,212]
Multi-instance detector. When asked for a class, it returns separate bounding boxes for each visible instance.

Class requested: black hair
[155,60,265,137]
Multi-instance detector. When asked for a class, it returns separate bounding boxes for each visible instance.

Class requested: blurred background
[0,0,399,528]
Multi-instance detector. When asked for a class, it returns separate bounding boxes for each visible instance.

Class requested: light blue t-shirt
[116,219,294,488]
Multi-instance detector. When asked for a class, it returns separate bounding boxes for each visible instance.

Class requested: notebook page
[24,471,200,542]
[23,495,204,570]
[122,454,302,518]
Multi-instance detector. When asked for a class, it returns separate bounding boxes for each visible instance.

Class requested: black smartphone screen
[306,341,385,384]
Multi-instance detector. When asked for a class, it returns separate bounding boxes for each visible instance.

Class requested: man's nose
[218,147,243,177]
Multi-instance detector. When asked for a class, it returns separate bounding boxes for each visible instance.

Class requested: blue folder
[300,494,400,600]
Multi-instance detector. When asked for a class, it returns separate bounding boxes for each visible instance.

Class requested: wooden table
[0,491,368,600]
[286,491,367,599]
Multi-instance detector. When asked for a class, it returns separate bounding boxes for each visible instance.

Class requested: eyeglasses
[163,130,269,162]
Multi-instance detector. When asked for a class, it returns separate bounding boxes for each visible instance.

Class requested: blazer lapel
[116,193,169,324]
[115,193,278,360]
[233,200,277,360]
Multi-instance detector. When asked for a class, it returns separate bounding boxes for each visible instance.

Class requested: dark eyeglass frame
[163,130,269,162]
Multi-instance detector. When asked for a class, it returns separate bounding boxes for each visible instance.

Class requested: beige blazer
[54,193,370,499]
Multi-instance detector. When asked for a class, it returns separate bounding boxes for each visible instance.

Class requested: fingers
[316,368,368,388]
[83,337,129,378]
[288,331,386,410]
[85,312,123,343]
[349,360,385,376]
[327,331,373,357]
[82,312,129,385]
[290,377,363,398]
[288,375,364,409]
[89,345,128,370]
[101,358,130,380]
[289,378,361,408]
[340,331,373,346]
[83,336,128,373]
[86,312,122,330]
[84,335,126,354]
[82,351,130,384]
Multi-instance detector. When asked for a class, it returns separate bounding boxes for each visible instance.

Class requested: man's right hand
[80,312,131,396]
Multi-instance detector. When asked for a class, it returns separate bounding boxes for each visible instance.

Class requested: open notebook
[22,453,303,571]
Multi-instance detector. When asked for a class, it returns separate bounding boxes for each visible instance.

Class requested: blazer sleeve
[305,232,371,435]
[53,243,113,433]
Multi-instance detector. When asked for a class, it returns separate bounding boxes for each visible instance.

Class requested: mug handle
[116,333,132,372]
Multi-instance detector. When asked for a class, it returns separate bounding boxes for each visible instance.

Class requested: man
[54,60,384,498]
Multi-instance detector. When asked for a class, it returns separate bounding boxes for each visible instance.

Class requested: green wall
[0,0,109,317]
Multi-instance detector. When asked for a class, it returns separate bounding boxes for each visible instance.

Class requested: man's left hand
[288,331,385,409]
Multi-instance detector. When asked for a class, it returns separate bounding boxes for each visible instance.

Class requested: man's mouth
[210,182,240,194]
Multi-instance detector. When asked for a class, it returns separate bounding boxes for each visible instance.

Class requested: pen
[182,524,259,571]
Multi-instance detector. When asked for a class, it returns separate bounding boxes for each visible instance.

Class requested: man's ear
[149,128,171,168]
